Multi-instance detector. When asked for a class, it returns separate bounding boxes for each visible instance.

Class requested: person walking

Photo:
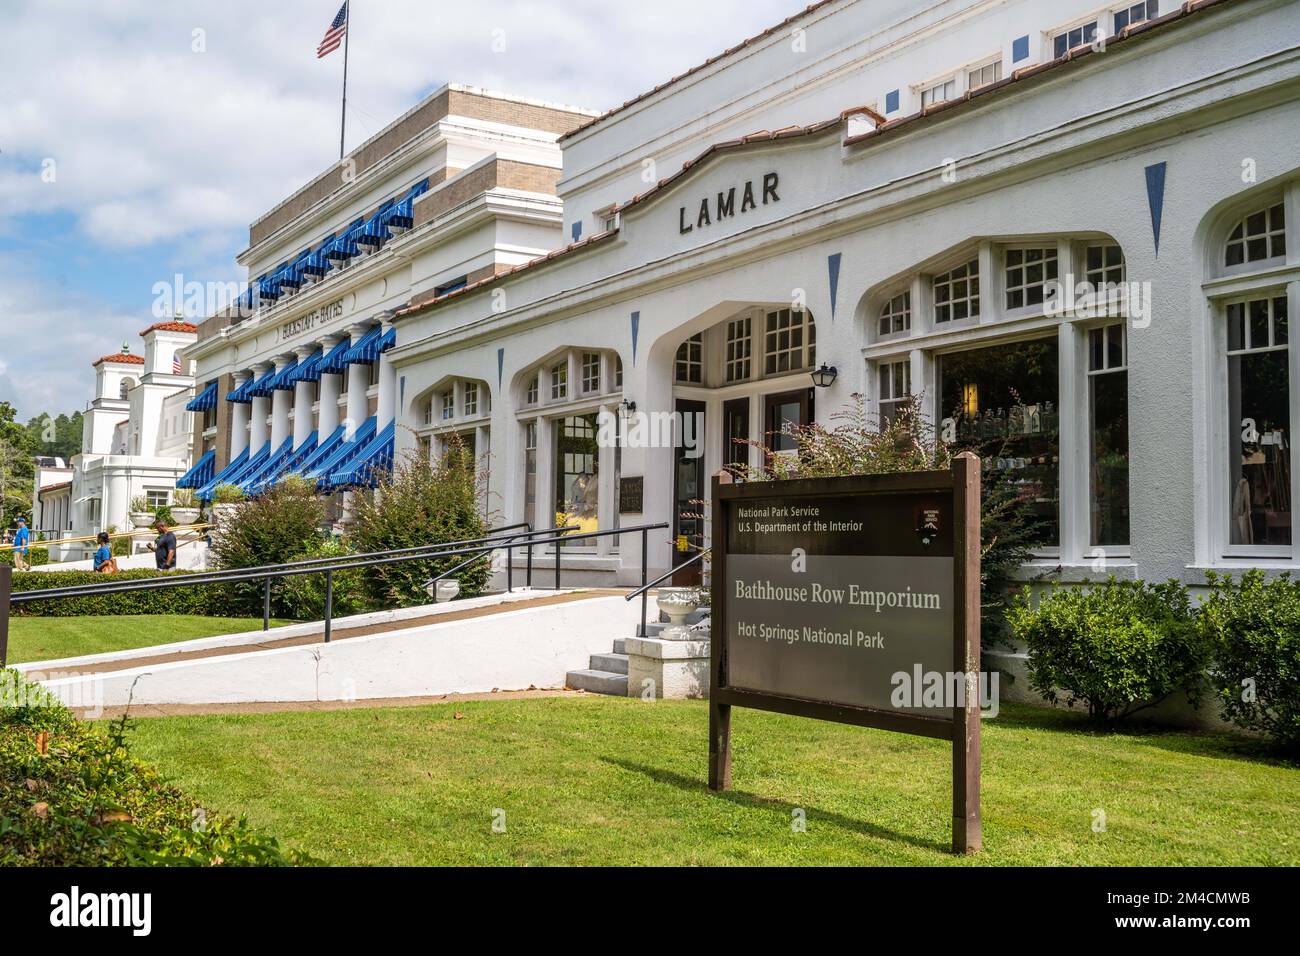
[147,520,177,571]
[12,517,31,571]
[93,532,117,574]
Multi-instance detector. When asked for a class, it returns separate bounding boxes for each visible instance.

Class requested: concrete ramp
[20,591,638,710]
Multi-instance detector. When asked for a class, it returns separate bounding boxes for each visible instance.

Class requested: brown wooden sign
[709,455,982,854]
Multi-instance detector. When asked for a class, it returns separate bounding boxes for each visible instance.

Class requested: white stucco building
[60,322,198,556]
[386,0,1300,588]
[189,0,1300,594]
[185,85,597,507]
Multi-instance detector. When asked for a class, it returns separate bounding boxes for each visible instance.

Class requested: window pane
[1090,369,1130,546]
[555,414,599,536]
[1228,349,1291,546]
[939,337,1060,547]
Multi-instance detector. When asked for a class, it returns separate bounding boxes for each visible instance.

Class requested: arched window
[118,378,136,400]
[879,291,911,336]
[1225,202,1286,267]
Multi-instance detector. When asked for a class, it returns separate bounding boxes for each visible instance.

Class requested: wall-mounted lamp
[810,363,838,388]
[620,398,638,415]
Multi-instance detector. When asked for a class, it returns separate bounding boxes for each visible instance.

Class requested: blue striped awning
[380,181,429,231]
[325,219,364,262]
[305,417,378,485]
[342,325,384,365]
[243,367,280,400]
[238,437,294,493]
[323,420,395,490]
[176,449,216,490]
[356,203,393,248]
[306,338,352,380]
[267,357,301,392]
[279,349,322,389]
[186,382,218,412]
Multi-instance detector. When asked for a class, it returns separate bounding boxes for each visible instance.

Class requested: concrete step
[590,652,629,675]
[566,668,628,696]
[612,638,626,655]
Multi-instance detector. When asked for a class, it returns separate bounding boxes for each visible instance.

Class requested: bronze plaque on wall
[619,476,644,514]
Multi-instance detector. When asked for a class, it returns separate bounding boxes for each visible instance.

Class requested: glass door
[723,397,750,474]
[672,399,706,585]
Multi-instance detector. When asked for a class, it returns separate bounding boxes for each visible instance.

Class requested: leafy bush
[348,440,490,608]
[733,393,1039,647]
[209,477,328,618]
[153,505,175,528]
[1199,570,1300,753]
[1007,578,1207,723]
[0,546,49,568]
[271,535,368,622]
[0,670,308,865]
[208,484,245,505]
[8,569,226,617]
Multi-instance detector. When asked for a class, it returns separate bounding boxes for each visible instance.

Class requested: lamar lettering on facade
[679,173,780,234]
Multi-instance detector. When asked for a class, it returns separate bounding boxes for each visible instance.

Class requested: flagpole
[339,3,350,160]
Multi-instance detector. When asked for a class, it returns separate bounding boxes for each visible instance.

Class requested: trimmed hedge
[8,570,228,618]
[1008,578,1208,724]
[1200,570,1300,753]
[1,670,308,865]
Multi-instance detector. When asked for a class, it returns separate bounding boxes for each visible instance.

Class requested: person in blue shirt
[12,517,30,571]
[93,532,116,574]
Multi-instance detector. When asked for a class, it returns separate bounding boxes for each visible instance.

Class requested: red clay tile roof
[140,321,199,336]
[399,0,1234,321]
[39,481,72,495]
[92,353,145,368]
[560,1,841,141]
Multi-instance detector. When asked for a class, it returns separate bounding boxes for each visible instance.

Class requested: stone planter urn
[171,507,201,527]
[657,587,703,624]
[130,511,156,530]
[656,587,706,641]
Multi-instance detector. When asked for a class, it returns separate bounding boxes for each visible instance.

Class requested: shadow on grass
[602,756,951,856]
[989,702,1297,767]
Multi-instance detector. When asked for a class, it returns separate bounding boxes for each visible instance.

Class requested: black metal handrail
[0,521,673,667]
[625,547,710,638]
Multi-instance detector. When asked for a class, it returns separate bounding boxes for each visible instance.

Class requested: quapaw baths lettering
[733,579,942,612]
[680,173,780,234]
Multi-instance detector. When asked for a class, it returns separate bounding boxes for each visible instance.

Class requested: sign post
[709,454,982,854]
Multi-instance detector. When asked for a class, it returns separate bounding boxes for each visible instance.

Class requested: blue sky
[0,0,801,421]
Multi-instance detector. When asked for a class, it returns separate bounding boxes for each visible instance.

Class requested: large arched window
[1206,189,1295,557]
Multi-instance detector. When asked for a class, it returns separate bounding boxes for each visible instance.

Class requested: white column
[317,336,343,438]
[293,346,316,450]
[377,319,397,427]
[248,363,270,455]
[269,356,293,451]
[345,363,370,443]
[229,373,250,459]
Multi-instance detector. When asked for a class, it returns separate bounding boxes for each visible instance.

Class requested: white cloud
[0,0,801,419]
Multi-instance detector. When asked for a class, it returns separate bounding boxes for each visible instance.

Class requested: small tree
[348,436,490,608]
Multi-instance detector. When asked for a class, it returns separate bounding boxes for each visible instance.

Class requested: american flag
[317,2,349,59]
[173,354,183,374]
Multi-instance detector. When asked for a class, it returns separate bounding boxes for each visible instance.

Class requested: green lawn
[5,615,291,665]
[122,697,1300,866]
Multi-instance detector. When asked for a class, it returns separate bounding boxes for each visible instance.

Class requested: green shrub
[0,670,308,865]
[1007,578,1207,723]
[271,536,368,622]
[209,477,328,618]
[153,505,174,528]
[0,546,49,568]
[8,570,225,618]
[348,440,490,608]
[1199,570,1300,753]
